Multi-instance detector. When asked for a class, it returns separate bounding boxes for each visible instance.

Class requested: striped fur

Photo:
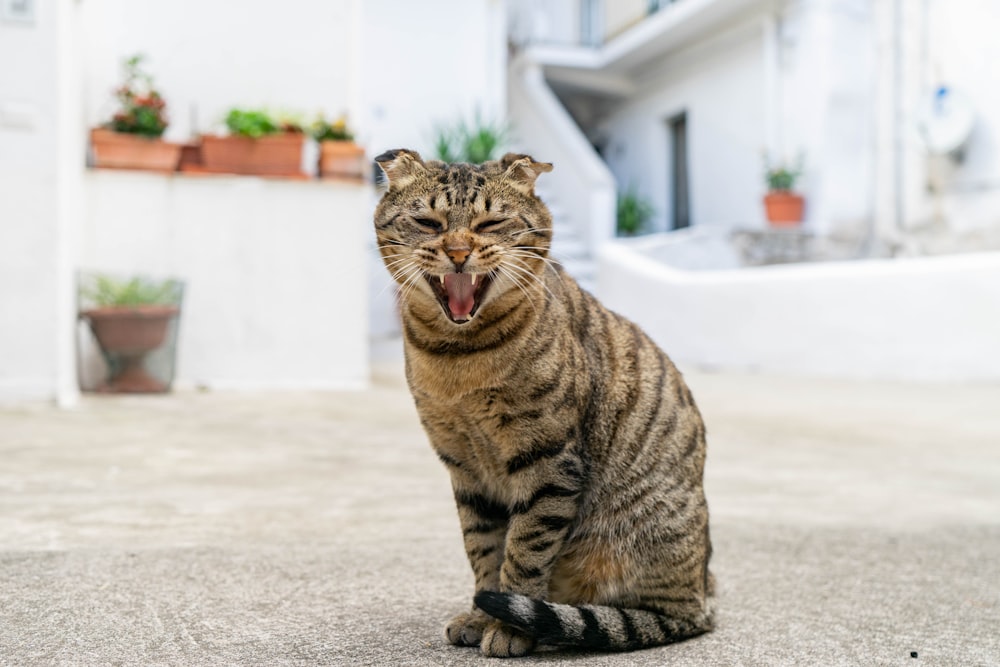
[374,149,714,657]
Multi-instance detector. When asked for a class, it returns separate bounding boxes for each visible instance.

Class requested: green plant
[106,54,168,138]
[311,114,354,142]
[763,153,804,192]
[224,109,303,138]
[82,274,180,308]
[432,114,509,164]
[616,187,655,236]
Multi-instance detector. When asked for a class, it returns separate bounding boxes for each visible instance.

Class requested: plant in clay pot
[90,54,182,172]
[198,108,306,177]
[79,274,183,393]
[763,154,805,227]
[312,114,366,180]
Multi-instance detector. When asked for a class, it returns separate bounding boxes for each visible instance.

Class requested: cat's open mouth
[427,272,493,324]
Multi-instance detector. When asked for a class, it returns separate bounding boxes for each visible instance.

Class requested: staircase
[507,55,615,296]
[539,189,597,293]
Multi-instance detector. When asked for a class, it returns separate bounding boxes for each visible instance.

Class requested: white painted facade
[79,172,370,390]
[3,0,999,401]
[600,238,1000,381]
[507,0,1000,380]
[509,0,1000,247]
[0,0,83,405]
[79,0,507,164]
[0,0,507,402]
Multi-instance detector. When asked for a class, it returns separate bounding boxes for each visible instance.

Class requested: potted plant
[90,54,182,173]
[312,114,365,180]
[199,108,306,177]
[432,114,509,164]
[763,154,805,227]
[79,274,183,393]
[617,187,655,236]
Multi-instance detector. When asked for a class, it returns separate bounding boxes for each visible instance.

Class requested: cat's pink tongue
[444,273,475,319]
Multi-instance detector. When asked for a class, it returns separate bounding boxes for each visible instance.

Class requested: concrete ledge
[598,239,1000,380]
[80,170,372,390]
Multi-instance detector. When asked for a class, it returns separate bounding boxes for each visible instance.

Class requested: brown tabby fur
[374,149,714,657]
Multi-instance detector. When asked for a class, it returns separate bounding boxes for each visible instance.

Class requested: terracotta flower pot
[81,305,179,393]
[318,141,366,180]
[90,128,182,173]
[200,133,306,177]
[763,191,805,227]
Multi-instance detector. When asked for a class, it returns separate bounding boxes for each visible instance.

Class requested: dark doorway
[668,113,690,229]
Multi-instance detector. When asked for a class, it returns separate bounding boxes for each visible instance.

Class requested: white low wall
[81,171,371,390]
[598,239,1000,381]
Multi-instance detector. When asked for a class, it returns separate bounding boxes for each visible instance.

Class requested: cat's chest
[415,384,532,479]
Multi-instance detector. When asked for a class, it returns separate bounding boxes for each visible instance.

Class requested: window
[581,0,602,47]
[648,0,679,15]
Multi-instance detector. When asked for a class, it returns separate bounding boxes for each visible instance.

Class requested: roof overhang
[524,0,767,96]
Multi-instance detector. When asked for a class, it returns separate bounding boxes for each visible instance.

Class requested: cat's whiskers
[381,257,424,303]
[500,253,556,302]
[494,264,541,317]
[510,226,552,239]
[376,240,411,251]
[508,247,563,279]
[382,254,418,271]
[395,264,426,305]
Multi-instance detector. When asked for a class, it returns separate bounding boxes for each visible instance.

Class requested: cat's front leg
[444,476,508,648]
[479,454,584,657]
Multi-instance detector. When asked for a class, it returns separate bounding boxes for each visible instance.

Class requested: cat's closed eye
[413,218,444,232]
[475,219,508,233]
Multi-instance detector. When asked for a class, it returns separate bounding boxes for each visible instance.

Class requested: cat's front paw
[444,608,491,647]
[480,620,536,658]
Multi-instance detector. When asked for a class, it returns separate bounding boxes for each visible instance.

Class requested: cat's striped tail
[474,591,713,652]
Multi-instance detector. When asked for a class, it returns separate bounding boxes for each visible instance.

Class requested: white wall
[507,0,580,47]
[604,0,646,40]
[596,3,879,235]
[356,0,509,339]
[0,0,83,404]
[599,240,1000,381]
[777,1,876,235]
[81,172,370,390]
[923,0,1000,236]
[355,0,507,159]
[598,18,767,232]
[80,0,355,142]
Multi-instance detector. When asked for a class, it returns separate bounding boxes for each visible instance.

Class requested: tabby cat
[373,149,714,658]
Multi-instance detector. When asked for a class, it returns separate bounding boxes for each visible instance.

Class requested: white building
[508,0,1000,252]
[0,0,507,403]
[504,0,1000,381]
[2,0,998,402]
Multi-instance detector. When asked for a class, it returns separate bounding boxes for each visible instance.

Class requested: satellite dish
[919,85,975,158]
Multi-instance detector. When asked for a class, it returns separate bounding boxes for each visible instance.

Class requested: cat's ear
[374,149,427,190]
[500,153,553,194]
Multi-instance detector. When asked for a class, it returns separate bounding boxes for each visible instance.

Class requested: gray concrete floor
[2,358,999,666]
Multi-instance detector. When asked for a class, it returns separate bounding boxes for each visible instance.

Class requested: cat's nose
[446,246,471,266]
